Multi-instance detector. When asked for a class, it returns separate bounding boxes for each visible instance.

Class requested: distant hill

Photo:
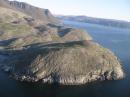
[57,15,130,29]
[9,1,61,24]
[0,0,60,24]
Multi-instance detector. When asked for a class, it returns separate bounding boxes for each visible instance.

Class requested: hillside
[9,1,60,24]
[1,41,123,85]
[0,0,60,24]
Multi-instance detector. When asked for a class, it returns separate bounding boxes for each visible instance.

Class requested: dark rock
[4,41,124,85]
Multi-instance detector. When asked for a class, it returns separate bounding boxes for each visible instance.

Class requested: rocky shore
[0,41,124,85]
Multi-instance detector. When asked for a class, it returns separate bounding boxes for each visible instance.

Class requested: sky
[13,0,130,22]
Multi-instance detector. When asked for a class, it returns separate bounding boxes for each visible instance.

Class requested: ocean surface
[0,20,130,97]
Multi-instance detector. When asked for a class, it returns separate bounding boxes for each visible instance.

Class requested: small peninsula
[0,0,124,85]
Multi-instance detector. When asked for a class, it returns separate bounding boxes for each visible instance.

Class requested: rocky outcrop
[58,28,92,42]
[2,41,124,85]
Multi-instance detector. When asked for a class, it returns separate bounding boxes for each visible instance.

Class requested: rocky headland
[0,0,124,85]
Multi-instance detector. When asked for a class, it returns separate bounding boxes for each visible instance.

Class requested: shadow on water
[0,70,130,97]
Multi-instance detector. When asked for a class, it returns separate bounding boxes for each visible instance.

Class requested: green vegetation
[0,23,32,35]
[50,34,61,41]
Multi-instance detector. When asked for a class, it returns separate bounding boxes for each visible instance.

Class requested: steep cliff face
[9,1,60,24]
[0,0,60,24]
